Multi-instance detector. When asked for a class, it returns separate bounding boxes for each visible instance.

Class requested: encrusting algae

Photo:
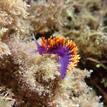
[0,0,105,107]
[0,33,104,107]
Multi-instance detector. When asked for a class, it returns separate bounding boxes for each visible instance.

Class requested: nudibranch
[35,36,80,79]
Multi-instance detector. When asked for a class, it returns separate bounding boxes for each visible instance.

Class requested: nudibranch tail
[36,36,80,79]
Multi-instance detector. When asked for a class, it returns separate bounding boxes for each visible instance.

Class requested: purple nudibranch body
[36,36,80,79]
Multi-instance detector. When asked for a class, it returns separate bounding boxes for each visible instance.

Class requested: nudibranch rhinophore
[35,36,80,79]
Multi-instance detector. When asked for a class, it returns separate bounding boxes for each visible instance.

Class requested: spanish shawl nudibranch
[35,36,80,79]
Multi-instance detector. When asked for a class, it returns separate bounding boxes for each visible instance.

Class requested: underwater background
[0,0,107,107]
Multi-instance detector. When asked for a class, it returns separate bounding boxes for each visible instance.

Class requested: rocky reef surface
[0,0,107,107]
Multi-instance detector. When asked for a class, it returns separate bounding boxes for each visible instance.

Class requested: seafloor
[0,0,107,107]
